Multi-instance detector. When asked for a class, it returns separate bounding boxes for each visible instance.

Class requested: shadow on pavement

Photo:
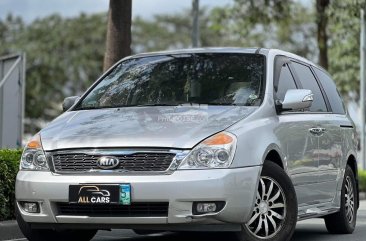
[93,231,233,241]
[93,229,333,241]
[291,228,331,241]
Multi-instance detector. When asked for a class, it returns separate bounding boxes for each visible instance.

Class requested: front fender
[228,117,286,169]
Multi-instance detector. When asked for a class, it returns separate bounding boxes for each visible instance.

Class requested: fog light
[197,203,217,213]
[22,202,40,213]
[193,201,225,215]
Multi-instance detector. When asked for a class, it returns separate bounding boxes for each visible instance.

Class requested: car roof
[268,48,316,67]
[125,47,318,68]
[129,47,259,58]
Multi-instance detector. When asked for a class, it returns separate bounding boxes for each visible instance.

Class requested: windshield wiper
[76,103,180,110]
[75,106,115,110]
[76,102,248,111]
[134,103,180,107]
[134,102,247,107]
[190,102,248,106]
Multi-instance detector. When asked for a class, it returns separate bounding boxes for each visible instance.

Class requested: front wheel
[236,161,298,241]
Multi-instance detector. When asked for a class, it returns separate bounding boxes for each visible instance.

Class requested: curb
[0,220,24,240]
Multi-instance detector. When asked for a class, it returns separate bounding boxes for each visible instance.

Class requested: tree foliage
[0,14,106,132]
[328,0,366,98]
[132,8,231,52]
[208,0,317,59]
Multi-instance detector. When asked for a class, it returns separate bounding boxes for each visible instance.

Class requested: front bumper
[16,166,261,228]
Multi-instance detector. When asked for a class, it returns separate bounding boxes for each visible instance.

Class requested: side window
[276,64,297,101]
[291,62,327,112]
[313,68,345,114]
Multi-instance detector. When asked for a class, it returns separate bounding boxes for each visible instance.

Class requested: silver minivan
[16,48,358,241]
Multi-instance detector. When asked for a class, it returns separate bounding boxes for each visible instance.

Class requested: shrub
[359,169,366,193]
[0,149,21,221]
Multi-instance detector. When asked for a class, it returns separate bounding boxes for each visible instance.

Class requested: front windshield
[77,53,265,109]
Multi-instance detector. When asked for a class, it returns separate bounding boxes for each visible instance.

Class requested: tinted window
[78,54,265,109]
[276,64,297,101]
[291,62,327,112]
[313,68,345,114]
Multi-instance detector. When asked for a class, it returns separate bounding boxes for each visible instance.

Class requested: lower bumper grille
[57,202,169,217]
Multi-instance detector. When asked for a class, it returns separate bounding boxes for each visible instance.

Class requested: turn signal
[203,133,234,145]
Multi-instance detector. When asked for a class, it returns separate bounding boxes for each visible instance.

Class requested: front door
[290,61,337,205]
[273,58,321,206]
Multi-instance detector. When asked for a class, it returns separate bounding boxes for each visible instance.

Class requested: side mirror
[280,89,313,111]
[62,96,80,112]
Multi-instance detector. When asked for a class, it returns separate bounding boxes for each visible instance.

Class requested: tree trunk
[191,0,200,47]
[316,0,329,70]
[103,0,132,71]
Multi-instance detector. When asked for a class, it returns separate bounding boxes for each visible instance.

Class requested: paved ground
[2,201,366,241]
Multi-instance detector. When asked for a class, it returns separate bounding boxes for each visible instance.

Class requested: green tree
[132,8,230,53]
[0,14,107,132]
[209,0,317,59]
[0,15,24,48]
[328,0,366,98]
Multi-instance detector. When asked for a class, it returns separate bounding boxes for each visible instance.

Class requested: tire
[324,165,357,234]
[236,161,298,241]
[15,204,97,241]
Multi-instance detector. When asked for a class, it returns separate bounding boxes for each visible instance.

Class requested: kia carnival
[16,48,359,241]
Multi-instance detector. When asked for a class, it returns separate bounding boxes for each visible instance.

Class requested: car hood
[40,106,256,151]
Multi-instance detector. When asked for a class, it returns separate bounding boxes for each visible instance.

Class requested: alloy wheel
[345,176,355,224]
[246,176,287,239]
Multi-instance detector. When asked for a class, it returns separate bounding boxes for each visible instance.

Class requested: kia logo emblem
[97,156,120,169]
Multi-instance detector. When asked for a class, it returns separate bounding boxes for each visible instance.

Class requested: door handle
[309,127,326,135]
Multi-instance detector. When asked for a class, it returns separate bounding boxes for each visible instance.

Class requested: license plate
[69,184,131,205]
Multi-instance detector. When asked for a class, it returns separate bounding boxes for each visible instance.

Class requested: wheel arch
[347,154,357,177]
[262,144,286,171]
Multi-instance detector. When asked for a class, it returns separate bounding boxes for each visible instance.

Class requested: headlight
[178,132,237,169]
[20,133,49,171]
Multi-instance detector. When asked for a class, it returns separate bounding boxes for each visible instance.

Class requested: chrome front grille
[50,150,179,173]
